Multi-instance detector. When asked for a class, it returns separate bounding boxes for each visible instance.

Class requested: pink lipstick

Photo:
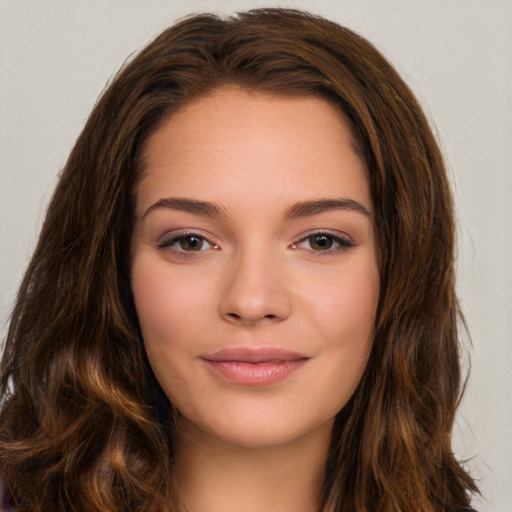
[202,347,309,386]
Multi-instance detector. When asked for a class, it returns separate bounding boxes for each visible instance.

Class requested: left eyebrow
[284,198,373,219]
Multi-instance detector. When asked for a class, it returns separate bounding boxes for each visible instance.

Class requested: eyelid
[156,229,219,251]
[290,229,355,252]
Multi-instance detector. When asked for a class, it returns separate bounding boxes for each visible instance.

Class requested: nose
[219,247,292,325]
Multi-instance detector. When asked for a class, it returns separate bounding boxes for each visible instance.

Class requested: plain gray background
[1,1,511,510]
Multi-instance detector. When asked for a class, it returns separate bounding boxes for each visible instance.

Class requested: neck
[173,419,332,512]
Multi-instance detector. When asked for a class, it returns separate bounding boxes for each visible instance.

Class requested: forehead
[135,87,370,216]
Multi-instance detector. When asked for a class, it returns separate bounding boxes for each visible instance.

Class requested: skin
[131,87,380,512]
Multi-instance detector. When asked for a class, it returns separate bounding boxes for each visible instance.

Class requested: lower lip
[203,359,307,385]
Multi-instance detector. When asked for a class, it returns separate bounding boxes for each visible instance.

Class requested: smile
[201,347,310,386]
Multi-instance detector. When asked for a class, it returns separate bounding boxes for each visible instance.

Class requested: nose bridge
[219,240,292,324]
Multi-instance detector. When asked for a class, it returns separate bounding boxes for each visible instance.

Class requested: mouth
[201,347,310,386]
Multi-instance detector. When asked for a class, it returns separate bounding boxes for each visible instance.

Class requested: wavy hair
[0,8,477,511]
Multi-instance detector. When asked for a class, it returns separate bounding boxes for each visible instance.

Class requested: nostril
[224,312,278,322]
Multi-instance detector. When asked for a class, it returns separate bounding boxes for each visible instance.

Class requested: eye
[157,232,218,253]
[291,231,354,254]
[176,234,210,252]
[308,233,335,251]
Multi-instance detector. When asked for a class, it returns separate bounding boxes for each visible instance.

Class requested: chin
[177,403,337,451]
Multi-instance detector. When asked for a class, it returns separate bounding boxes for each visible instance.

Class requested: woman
[0,8,478,512]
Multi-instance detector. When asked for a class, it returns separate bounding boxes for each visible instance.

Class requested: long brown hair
[0,8,477,511]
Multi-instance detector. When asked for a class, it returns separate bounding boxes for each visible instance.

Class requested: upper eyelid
[292,228,354,244]
[156,232,219,254]
[155,228,354,249]
[157,229,216,244]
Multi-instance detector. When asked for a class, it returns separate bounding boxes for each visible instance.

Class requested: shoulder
[1,474,17,511]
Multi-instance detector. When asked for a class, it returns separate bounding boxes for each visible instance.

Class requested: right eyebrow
[142,197,227,219]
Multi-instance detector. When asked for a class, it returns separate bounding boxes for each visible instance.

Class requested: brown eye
[157,233,215,253]
[178,235,208,251]
[309,234,334,251]
[291,231,355,254]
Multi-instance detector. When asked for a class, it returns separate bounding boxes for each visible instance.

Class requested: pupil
[311,234,333,250]
[181,236,202,251]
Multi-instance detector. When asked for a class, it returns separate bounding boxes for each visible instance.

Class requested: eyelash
[291,231,355,255]
[157,230,354,257]
[156,231,218,257]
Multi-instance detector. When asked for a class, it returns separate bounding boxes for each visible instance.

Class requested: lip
[201,347,310,386]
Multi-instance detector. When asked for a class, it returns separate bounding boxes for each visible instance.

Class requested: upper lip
[202,347,309,363]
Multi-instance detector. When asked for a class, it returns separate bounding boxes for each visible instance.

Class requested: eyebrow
[284,198,373,218]
[142,197,227,219]
[142,196,373,220]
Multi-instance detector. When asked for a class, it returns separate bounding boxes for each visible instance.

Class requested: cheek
[305,263,379,408]
[131,259,213,354]
[130,259,214,407]
[300,261,379,345]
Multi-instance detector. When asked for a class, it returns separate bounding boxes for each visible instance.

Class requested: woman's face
[131,87,379,449]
